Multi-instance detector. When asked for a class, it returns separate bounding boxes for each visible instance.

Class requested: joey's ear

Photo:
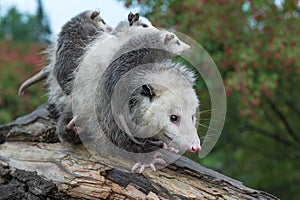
[133,13,139,22]
[128,12,139,26]
[91,10,100,20]
[128,12,134,23]
[141,84,155,101]
[164,34,175,44]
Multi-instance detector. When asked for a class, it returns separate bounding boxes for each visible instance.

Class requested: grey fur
[95,59,197,153]
[53,10,111,95]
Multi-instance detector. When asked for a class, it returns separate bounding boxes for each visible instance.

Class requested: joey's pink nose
[188,145,201,153]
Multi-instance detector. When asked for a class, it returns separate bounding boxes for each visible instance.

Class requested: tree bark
[0,104,278,200]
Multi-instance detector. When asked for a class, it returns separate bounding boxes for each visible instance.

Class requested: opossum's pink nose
[188,145,201,153]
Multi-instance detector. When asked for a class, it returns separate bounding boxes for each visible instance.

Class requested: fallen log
[0,104,278,199]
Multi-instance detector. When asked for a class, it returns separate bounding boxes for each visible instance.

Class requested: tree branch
[266,97,299,143]
[0,103,279,199]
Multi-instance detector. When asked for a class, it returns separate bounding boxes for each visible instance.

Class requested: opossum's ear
[128,12,139,26]
[91,10,100,20]
[141,84,155,101]
[128,12,134,22]
[164,34,175,45]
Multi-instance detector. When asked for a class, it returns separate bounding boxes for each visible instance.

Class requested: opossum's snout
[187,144,201,153]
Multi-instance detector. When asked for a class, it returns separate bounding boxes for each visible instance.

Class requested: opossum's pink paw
[67,115,79,130]
[131,157,167,173]
[163,143,179,154]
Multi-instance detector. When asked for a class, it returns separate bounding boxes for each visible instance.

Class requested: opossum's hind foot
[131,152,166,173]
[67,115,83,135]
[67,115,79,130]
[57,109,82,144]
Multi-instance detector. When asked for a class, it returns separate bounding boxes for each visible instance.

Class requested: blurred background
[0,0,299,199]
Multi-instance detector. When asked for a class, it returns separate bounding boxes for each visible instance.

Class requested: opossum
[53,10,112,95]
[18,10,112,96]
[72,52,201,171]
[112,12,154,35]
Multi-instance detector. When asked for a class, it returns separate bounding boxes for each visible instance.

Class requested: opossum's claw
[154,158,167,165]
[67,115,79,130]
[139,165,145,173]
[150,163,156,172]
[132,162,142,172]
[131,157,166,173]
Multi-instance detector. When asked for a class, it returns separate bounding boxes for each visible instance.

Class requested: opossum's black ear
[128,12,139,26]
[141,84,155,101]
[128,12,134,24]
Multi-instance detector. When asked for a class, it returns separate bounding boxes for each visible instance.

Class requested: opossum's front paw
[131,152,167,173]
[162,143,179,154]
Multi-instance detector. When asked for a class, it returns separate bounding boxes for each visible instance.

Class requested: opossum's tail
[18,67,49,96]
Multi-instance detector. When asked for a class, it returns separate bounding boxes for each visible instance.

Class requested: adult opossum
[18,10,112,96]
[72,55,201,171]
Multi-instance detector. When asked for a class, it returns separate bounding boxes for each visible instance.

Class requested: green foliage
[121,0,300,199]
[0,0,50,124]
[0,40,47,125]
[0,0,51,43]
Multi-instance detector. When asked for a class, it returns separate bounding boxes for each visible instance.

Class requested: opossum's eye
[170,115,179,123]
[141,23,148,28]
[176,40,180,45]
[101,19,106,25]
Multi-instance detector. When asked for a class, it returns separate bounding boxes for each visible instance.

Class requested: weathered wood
[0,104,278,199]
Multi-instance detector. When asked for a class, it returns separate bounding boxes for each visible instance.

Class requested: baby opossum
[112,12,154,35]
[53,10,112,95]
[18,10,112,96]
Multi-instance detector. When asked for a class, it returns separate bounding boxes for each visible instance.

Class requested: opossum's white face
[88,11,113,33]
[135,83,201,153]
[161,31,191,55]
[128,16,157,33]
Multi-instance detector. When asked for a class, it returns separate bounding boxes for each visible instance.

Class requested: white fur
[161,30,191,54]
[88,10,112,33]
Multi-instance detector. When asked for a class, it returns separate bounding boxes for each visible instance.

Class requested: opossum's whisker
[198,118,224,123]
[197,123,222,134]
[199,108,223,114]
